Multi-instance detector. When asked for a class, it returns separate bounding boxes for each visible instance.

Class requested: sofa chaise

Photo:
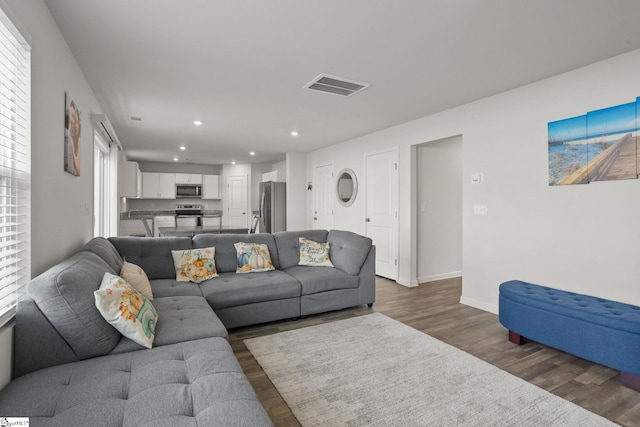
[0,229,375,426]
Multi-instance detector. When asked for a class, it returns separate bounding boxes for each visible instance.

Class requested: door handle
[365,218,371,222]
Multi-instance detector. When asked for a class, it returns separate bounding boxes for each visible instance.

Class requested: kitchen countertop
[158,225,249,237]
[120,210,222,220]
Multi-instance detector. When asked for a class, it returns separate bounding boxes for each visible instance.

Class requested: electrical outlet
[473,204,488,215]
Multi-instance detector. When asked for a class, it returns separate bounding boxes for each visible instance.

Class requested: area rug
[244,313,614,426]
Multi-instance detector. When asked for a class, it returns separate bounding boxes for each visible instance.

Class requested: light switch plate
[471,173,483,185]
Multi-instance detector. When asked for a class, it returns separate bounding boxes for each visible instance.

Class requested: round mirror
[336,168,358,207]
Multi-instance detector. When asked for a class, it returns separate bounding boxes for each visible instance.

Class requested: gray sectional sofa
[0,229,375,426]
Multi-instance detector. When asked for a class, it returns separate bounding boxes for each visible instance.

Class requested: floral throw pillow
[299,238,334,267]
[120,260,153,300]
[171,247,218,283]
[235,242,275,273]
[94,272,157,348]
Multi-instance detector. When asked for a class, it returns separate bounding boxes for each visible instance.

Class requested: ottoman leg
[621,372,640,391]
[508,330,525,345]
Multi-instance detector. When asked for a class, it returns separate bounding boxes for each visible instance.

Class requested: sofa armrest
[13,296,79,378]
[356,245,376,306]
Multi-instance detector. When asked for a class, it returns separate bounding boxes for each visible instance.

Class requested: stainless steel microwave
[176,184,202,198]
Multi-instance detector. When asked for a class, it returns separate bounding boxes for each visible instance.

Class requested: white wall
[308,48,640,313]
[3,0,106,277]
[286,152,307,230]
[251,162,272,212]
[416,136,462,283]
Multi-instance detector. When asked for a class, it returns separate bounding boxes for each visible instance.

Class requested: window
[0,8,30,327]
[93,130,117,238]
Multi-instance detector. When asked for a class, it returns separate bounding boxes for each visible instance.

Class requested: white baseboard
[417,271,462,284]
[396,277,419,287]
[459,296,498,315]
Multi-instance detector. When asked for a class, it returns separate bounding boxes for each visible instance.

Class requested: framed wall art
[64,92,81,176]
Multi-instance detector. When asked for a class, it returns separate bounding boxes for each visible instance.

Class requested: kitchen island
[158,225,249,237]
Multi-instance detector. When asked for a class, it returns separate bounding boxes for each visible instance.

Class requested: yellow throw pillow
[120,260,153,300]
[171,247,218,283]
[299,238,334,267]
[235,242,275,273]
[94,273,157,348]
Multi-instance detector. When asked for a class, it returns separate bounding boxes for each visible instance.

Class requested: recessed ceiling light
[173,157,179,162]
[193,120,203,126]
[179,145,186,150]
[291,131,299,136]
[249,151,256,156]
[231,161,236,165]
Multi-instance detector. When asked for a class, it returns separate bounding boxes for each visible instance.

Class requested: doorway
[312,163,334,230]
[365,148,399,280]
[227,175,248,228]
[416,136,462,283]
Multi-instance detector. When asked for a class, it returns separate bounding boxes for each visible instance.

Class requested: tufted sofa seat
[499,280,640,391]
[0,337,272,426]
[0,229,375,425]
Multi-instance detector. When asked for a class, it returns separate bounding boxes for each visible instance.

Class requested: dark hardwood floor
[229,277,640,426]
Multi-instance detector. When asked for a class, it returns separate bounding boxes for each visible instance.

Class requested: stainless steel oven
[175,204,203,227]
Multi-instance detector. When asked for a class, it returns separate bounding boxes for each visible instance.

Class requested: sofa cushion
[200,271,301,310]
[273,230,329,269]
[149,278,204,299]
[299,237,334,267]
[82,236,124,274]
[193,233,280,273]
[284,265,359,295]
[27,251,121,359]
[109,296,227,354]
[171,246,218,282]
[234,242,275,273]
[327,230,372,275]
[109,236,193,280]
[0,337,273,427]
[95,273,158,349]
[121,260,154,300]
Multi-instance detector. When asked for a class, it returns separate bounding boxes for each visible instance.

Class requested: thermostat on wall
[471,173,483,185]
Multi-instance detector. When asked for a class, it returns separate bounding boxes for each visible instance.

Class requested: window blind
[0,7,30,326]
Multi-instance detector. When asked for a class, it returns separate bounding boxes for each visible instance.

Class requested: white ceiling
[43,0,640,166]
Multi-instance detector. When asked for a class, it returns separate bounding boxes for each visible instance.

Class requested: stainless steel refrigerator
[259,181,286,233]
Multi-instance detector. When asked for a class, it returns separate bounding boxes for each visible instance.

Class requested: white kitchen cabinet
[141,172,176,199]
[175,173,202,184]
[119,161,141,198]
[202,175,221,199]
[261,170,279,182]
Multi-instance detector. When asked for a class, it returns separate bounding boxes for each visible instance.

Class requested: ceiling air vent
[304,74,370,97]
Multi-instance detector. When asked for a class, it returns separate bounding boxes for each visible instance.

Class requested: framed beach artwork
[548,97,638,185]
[64,92,81,176]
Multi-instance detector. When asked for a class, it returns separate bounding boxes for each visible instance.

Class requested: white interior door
[365,149,399,280]
[227,175,248,227]
[313,163,334,230]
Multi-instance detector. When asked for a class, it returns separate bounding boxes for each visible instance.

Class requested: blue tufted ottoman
[499,280,640,391]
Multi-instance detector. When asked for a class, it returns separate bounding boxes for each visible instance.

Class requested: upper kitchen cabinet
[175,173,202,184]
[202,175,221,199]
[141,172,176,199]
[119,161,141,198]
[261,170,281,182]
